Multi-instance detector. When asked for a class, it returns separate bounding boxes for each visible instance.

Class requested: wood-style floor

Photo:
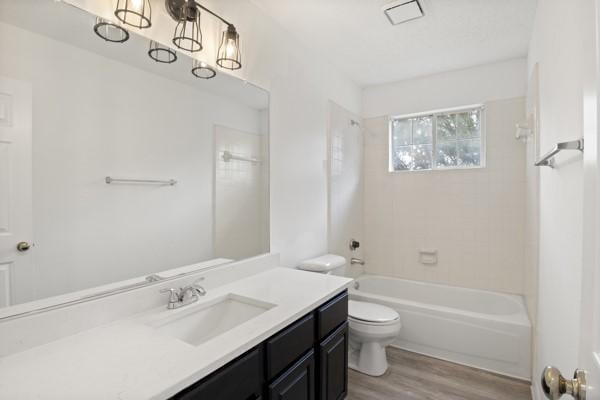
[347,348,532,400]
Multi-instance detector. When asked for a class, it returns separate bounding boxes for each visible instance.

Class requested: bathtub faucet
[350,258,365,266]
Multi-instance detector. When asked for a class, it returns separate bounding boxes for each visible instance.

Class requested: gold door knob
[16,242,31,252]
[542,366,587,400]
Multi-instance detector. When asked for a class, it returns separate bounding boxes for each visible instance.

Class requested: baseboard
[531,381,543,400]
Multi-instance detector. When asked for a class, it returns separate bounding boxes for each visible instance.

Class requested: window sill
[387,165,486,174]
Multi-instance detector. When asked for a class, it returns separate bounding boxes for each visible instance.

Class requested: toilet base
[348,342,389,377]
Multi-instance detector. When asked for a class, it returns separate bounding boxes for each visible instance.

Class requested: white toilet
[298,254,402,377]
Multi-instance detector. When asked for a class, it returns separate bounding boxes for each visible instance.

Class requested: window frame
[388,105,486,173]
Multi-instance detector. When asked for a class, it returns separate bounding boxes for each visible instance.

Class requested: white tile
[362,98,527,294]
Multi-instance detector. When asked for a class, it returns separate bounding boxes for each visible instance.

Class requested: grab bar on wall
[105,176,177,186]
[221,150,262,164]
[534,138,584,168]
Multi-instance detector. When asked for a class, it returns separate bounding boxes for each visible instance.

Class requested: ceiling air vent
[383,0,424,25]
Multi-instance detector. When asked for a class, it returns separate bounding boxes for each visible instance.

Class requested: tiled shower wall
[363,98,527,294]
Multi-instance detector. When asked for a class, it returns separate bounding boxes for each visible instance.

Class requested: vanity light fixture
[148,41,178,63]
[94,0,243,75]
[191,59,217,79]
[172,2,203,52]
[93,17,130,43]
[166,0,242,70]
[115,0,152,29]
[216,24,242,70]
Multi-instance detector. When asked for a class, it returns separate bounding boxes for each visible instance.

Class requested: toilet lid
[348,300,399,323]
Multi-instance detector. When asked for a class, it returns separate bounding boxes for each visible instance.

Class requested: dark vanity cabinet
[317,322,349,400]
[171,290,348,400]
[268,350,316,400]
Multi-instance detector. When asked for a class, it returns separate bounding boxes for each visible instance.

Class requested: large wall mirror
[0,0,270,316]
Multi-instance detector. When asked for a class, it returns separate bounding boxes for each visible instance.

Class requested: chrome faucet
[161,278,207,309]
[350,258,365,266]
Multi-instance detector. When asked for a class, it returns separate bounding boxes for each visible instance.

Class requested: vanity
[0,265,352,399]
[173,290,348,400]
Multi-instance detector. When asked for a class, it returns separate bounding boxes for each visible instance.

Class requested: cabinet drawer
[318,322,348,400]
[173,347,263,400]
[268,350,316,400]
[266,313,315,380]
[316,291,348,341]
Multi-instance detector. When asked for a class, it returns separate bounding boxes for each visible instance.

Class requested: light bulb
[226,39,236,57]
[130,0,143,11]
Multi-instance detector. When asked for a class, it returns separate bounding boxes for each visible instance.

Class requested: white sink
[146,294,275,346]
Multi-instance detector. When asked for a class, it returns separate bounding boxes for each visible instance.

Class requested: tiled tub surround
[350,275,531,379]
[0,257,352,399]
[363,98,527,294]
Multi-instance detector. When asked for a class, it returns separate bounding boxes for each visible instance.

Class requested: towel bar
[105,176,177,186]
[535,139,584,168]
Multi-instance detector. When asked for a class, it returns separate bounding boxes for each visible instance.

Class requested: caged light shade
[115,0,152,29]
[93,17,130,43]
[191,59,216,79]
[148,41,178,63]
[172,2,203,53]
[216,25,241,70]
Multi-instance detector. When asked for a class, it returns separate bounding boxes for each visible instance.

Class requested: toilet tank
[298,254,346,273]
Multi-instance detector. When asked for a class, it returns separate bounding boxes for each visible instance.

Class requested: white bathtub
[349,275,532,380]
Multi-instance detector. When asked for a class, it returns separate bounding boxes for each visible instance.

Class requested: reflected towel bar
[221,150,261,164]
[535,138,584,168]
[105,176,177,186]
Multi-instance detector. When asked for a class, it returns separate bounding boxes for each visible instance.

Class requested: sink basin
[147,294,275,346]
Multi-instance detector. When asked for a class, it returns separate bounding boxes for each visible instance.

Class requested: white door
[577,0,600,397]
[542,1,600,398]
[0,77,33,308]
[539,1,600,398]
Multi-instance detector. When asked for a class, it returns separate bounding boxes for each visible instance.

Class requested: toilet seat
[348,300,400,326]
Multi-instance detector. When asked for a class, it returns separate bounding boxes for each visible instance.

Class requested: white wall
[0,22,262,300]
[527,0,587,396]
[66,0,363,269]
[363,97,527,294]
[363,58,527,118]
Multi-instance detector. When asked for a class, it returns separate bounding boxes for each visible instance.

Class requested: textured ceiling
[249,0,537,86]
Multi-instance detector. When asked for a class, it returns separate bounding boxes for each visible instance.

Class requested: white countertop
[0,268,352,400]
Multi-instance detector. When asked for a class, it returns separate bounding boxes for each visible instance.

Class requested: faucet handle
[185,278,206,296]
[194,284,207,296]
[160,288,180,303]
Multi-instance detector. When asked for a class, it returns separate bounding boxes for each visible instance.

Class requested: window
[389,107,484,172]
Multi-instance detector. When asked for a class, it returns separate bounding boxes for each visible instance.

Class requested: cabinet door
[318,322,348,400]
[266,313,315,380]
[173,347,263,400]
[316,291,348,341]
[268,350,315,400]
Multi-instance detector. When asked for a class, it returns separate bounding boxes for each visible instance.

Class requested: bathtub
[349,275,532,380]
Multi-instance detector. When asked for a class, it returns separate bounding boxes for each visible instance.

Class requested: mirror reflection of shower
[214,123,269,260]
